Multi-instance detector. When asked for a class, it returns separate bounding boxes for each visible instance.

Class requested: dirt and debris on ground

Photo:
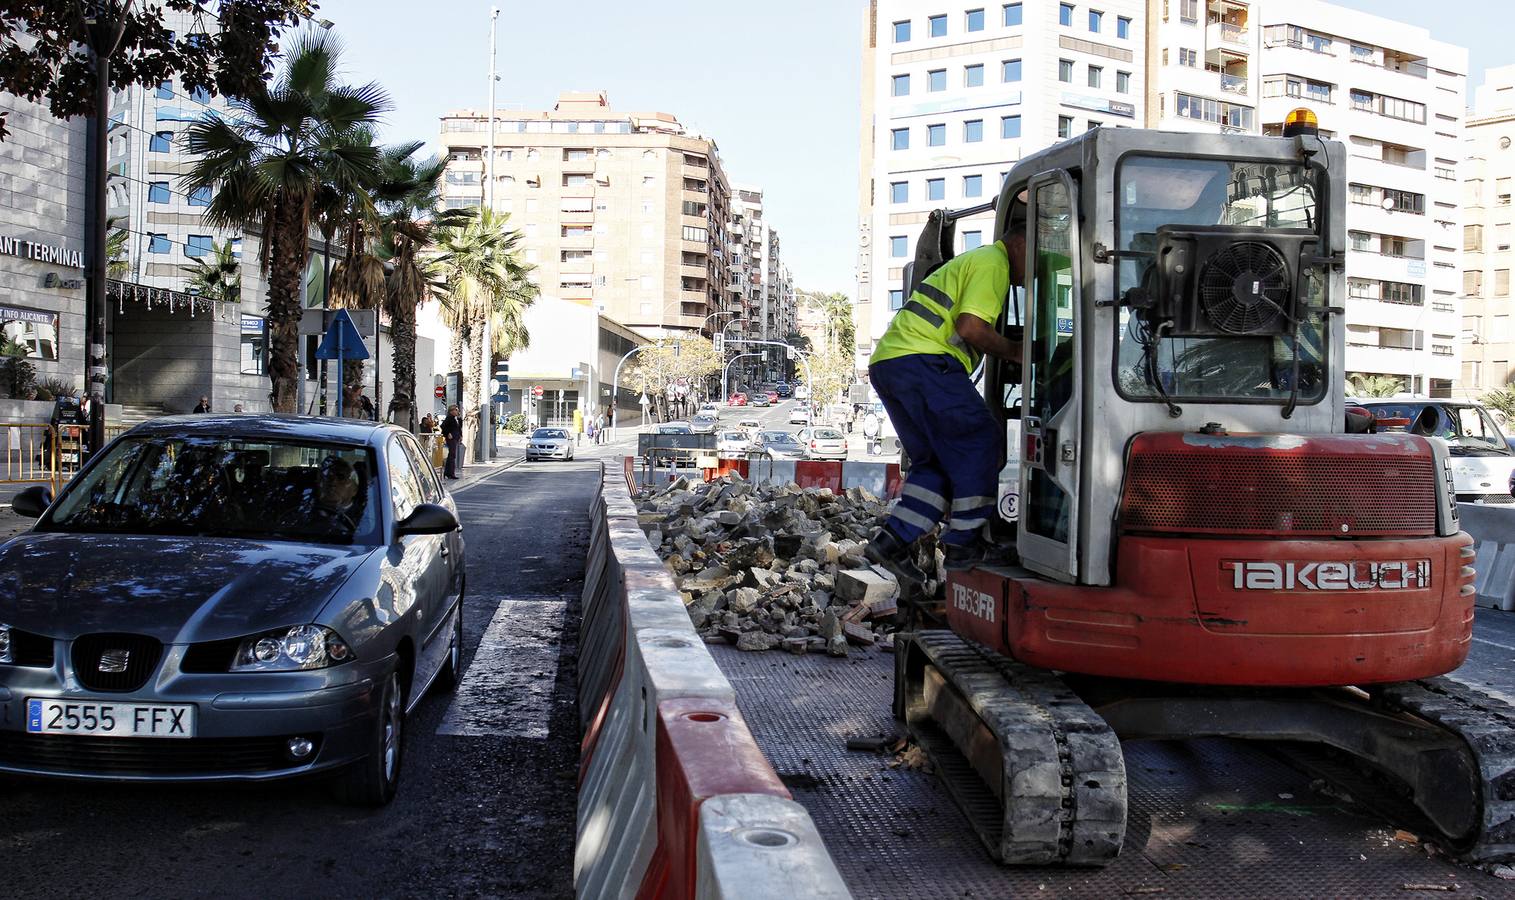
[634,474,938,655]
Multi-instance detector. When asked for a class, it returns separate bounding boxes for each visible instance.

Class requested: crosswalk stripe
[437,598,568,740]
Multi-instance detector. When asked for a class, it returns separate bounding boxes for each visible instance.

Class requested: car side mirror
[12,484,52,519]
[396,503,459,537]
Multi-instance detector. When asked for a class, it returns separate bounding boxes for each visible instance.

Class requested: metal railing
[0,424,91,493]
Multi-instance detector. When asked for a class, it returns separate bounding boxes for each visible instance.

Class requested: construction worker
[864,219,1026,582]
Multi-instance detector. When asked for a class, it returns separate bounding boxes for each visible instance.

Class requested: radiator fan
[1196,241,1291,334]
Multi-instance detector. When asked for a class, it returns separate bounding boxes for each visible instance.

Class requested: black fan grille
[1197,241,1290,333]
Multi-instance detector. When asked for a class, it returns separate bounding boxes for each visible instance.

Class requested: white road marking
[1473,636,1515,653]
[438,598,568,740]
[1445,670,1515,708]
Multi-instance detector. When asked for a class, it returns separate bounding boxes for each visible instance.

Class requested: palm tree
[429,207,536,426]
[106,217,129,280]
[180,240,241,303]
[181,29,388,412]
[1349,373,1406,398]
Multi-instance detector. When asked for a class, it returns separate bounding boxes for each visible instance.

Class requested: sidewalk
[447,442,527,492]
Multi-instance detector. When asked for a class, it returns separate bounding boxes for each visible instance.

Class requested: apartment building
[1254,0,1466,395]
[1144,0,1260,132]
[106,7,243,287]
[438,92,734,339]
[1457,65,1515,399]
[856,0,1147,362]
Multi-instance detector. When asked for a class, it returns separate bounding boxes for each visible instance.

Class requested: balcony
[1208,21,1250,48]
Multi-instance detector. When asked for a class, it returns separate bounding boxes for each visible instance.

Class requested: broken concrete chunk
[736,631,781,652]
[835,568,899,606]
[826,633,849,657]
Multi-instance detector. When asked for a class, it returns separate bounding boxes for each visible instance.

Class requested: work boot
[865,528,928,586]
[944,538,1017,572]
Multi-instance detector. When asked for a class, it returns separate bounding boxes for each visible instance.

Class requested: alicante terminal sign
[0,235,83,269]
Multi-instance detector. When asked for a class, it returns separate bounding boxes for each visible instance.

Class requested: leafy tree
[799,290,856,359]
[623,338,721,421]
[180,239,240,303]
[1348,373,1405,398]
[428,207,535,434]
[0,0,312,141]
[106,217,129,280]
[181,28,388,411]
[1482,386,1515,422]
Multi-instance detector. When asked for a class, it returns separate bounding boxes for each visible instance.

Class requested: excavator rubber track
[1377,676,1515,861]
[895,629,1127,866]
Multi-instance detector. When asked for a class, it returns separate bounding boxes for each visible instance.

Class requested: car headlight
[0,625,11,665]
[230,625,353,672]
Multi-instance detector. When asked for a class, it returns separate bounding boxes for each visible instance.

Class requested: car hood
[0,533,378,643]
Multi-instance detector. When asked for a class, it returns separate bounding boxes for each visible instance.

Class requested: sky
[313,0,1510,296]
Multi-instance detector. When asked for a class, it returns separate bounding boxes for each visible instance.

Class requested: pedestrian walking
[441,405,463,480]
[595,410,608,444]
[192,395,210,413]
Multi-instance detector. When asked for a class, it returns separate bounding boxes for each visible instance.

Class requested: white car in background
[526,427,574,461]
[797,426,848,461]
[717,430,752,456]
[698,402,721,418]
[788,406,810,426]
[689,413,719,435]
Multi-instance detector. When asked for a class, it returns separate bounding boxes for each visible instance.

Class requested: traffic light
[713,333,725,354]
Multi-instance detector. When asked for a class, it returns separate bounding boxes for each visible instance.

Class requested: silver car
[752,431,807,460]
[689,414,719,435]
[716,430,752,456]
[526,427,574,461]
[0,416,464,805]
[798,426,849,461]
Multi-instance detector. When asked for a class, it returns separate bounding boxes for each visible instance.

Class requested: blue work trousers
[869,353,1003,547]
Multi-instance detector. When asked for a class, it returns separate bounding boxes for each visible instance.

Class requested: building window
[1467,224,1484,251]
[1088,9,1102,32]
[1500,270,1512,297]
[1174,92,1255,130]
[148,233,170,254]
[1499,222,1512,250]
[148,182,171,204]
[892,128,910,150]
[189,86,210,104]
[965,64,984,87]
[1116,71,1131,94]
[149,131,173,152]
[1003,3,1022,26]
[1059,59,1073,82]
[890,236,909,258]
[964,119,983,142]
[1179,0,1198,23]
[1002,59,1022,82]
[963,230,983,249]
[928,69,946,92]
[963,174,983,197]
[186,235,212,258]
[1117,15,1131,38]
[1088,65,1102,89]
[1465,270,1484,295]
[927,178,945,201]
[889,289,905,310]
[893,20,911,42]
[1179,48,1198,67]
[927,123,946,146]
[892,73,910,96]
[1001,115,1022,138]
[929,14,947,37]
[1058,116,1073,139]
[1059,3,1073,27]
[188,186,211,207]
[966,8,984,31]
[890,181,909,204]
[156,80,173,100]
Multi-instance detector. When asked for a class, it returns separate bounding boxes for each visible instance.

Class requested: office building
[1457,65,1515,398]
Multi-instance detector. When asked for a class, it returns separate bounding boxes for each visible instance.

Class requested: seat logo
[98,649,131,673]
[1223,560,1432,591]
[952,583,996,622]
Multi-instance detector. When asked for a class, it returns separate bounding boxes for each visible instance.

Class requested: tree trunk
[265,200,308,413]
[391,304,417,430]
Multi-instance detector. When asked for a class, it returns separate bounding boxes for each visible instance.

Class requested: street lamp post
[78,0,135,456]
[721,352,761,401]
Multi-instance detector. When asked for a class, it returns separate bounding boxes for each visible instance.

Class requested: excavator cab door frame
[1018,168,1083,583]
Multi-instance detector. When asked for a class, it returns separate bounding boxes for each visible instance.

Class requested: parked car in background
[751,431,806,460]
[748,394,770,408]
[798,426,848,461]
[717,431,752,456]
[0,416,465,805]
[689,414,719,435]
[727,392,747,407]
[1356,399,1515,504]
[526,427,574,461]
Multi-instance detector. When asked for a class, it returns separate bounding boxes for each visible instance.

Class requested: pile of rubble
[635,475,934,656]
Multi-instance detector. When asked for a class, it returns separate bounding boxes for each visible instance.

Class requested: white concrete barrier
[1458,503,1515,611]
[576,464,851,899]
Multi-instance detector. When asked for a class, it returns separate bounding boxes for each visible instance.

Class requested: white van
[1355,399,1515,504]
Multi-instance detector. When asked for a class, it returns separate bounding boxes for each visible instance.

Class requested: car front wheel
[436,599,464,691]
[336,668,405,807]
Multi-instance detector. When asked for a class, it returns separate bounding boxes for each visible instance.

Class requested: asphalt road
[0,460,600,899]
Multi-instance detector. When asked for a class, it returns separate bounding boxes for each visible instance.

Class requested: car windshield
[813,428,843,440]
[720,432,747,441]
[531,429,568,439]
[1365,403,1514,456]
[1114,155,1326,405]
[42,436,382,545]
[693,415,716,424]
[761,432,799,446]
[658,424,691,434]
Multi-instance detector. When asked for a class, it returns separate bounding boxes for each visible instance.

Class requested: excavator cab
[894,121,1507,867]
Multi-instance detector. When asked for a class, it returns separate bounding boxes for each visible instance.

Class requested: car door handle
[440,546,450,558]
